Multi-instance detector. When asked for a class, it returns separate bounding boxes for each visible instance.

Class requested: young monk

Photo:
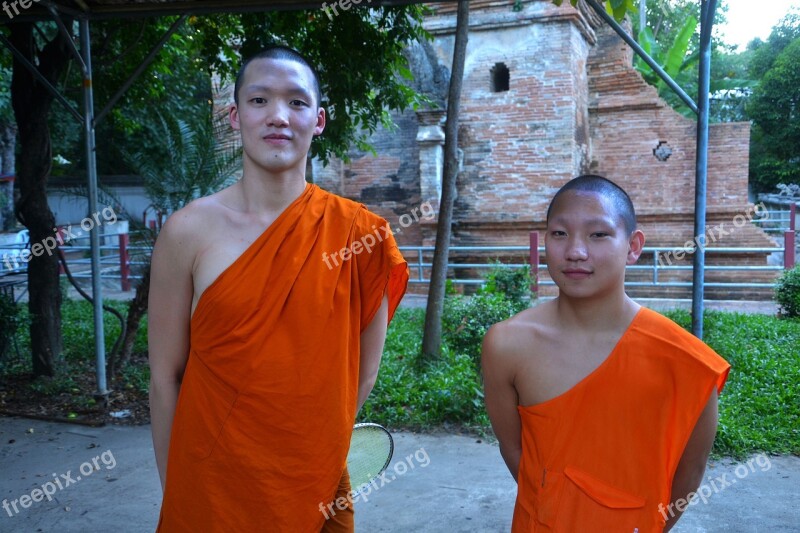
[482,175,730,532]
[148,46,408,532]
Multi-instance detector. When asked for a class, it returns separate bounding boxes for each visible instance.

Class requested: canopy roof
[8,0,439,22]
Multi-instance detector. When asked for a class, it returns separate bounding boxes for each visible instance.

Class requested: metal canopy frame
[1,7,190,399]
[0,0,719,401]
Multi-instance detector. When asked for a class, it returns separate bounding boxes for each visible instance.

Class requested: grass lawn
[1,301,797,458]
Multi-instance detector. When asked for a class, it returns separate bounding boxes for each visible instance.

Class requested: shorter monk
[482,175,730,532]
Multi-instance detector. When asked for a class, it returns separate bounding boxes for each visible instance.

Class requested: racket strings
[347,425,393,491]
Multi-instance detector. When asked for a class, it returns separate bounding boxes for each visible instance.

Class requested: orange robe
[513,307,730,533]
[157,184,408,532]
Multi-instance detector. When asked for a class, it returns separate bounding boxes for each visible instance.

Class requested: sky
[718,0,799,50]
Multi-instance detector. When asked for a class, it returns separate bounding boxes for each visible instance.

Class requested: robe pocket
[177,354,239,460]
[554,466,647,532]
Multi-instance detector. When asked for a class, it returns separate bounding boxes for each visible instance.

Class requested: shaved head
[546,175,637,235]
[234,45,322,107]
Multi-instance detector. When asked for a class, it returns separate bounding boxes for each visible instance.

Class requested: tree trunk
[111,263,150,378]
[0,124,17,231]
[10,23,71,377]
[421,0,469,360]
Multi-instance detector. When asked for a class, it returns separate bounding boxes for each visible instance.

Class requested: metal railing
[399,241,793,292]
[0,231,151,291]
[1,217,796,294]
[757,202,797,233]
[53,233,151,291]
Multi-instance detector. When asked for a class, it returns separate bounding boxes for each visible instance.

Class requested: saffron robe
[512,307,730,533]
[157,184,409,532]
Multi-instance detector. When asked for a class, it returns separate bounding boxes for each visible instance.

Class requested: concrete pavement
[1,417,798,532]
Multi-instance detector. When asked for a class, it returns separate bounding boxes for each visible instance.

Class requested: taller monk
[148,46,408,532]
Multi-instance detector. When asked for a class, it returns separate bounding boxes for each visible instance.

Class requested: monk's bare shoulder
[153,189,239,276]
[482,301,556,373]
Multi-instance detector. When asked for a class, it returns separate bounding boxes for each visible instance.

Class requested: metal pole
[80,19,108,400]
[691,0,717,339]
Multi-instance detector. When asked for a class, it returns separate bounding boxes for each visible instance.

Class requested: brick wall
[329,1,772,255]
[212,1,778,296]
[587,21,772,251]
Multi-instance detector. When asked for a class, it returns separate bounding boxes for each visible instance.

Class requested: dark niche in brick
[360,179,412,205]
[491,62,510,92]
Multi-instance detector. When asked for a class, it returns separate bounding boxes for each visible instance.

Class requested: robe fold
[512,307,730,533]
[157,184,409,532]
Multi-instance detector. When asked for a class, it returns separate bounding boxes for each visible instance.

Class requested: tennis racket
[346,423,393,494]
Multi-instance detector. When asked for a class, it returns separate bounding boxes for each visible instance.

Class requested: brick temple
[308,0,777,298]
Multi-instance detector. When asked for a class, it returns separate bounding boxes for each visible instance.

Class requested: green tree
[748,36,800,193]
[633,0,747,119]
[4,5,429,378]
[708,44,756,122]
[635,12,699,113]
[748,11,800,79]
[6,21,73,377]
[52,9,431,176]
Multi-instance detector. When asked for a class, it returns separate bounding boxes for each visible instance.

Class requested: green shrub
[59,299,147,361]
[0,293,19,359]
[477,261,534,308]
[775,265,800,318]
[442,293,520,364]
[441,262,533,365]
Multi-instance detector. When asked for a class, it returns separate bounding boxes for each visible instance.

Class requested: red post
[529,231,539,297]
[790,202,796,232]
[119,232,131,291]
[785,230,796,270]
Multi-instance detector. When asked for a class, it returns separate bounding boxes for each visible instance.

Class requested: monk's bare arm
[481,324,523,482]
[148,213,195,490]
[357,293,389,411]
[664,390,719,531]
